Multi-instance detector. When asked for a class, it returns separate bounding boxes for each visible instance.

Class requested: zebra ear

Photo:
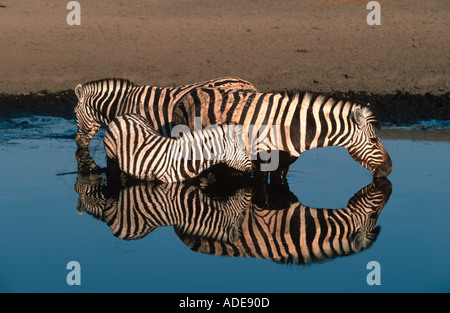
[74,84,84,101]
[352,107,366,127]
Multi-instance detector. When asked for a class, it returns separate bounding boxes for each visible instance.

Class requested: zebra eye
[370,137,378,144]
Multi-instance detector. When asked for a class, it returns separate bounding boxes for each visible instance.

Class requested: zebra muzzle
[75,133,91,149]
[373,154,392,177]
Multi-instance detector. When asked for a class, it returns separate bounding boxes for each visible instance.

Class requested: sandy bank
[0,0,448,95]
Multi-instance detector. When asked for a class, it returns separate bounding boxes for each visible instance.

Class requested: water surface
[0,116,449,292]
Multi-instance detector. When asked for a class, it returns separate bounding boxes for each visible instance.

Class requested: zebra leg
[252,169,271,210]
[253,169,269,183]
[267,182,298,209]
[269,167,289,187]
[76,148,100,173]
[106,157,123,194]
[269,152,296,188]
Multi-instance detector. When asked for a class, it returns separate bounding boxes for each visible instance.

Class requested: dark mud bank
[0,90,77,119]
[0,89,449,125]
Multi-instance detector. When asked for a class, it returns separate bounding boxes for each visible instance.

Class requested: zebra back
[74,77,257,149]
[134,77,256,137]
[179,178,392,265]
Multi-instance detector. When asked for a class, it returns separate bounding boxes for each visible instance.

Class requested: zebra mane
[280,89,381,129]
[82,78,139,88]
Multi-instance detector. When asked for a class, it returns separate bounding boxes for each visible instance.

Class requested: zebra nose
[75,133,90,149]
[374,154,392,177]
[373,177,392,197]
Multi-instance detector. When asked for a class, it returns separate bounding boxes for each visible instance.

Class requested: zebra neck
[294,92,354,154]
[92,84,136,123]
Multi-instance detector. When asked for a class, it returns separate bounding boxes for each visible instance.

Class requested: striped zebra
[103,113,252,183]
[74,172,253,242]
[172,88,393,183]
[74,77,257,149]
[179,177,392,265]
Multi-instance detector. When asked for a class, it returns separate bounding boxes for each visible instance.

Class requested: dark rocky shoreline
[0,90,77,120]
[333,90,450,125]
[0,89,449,126]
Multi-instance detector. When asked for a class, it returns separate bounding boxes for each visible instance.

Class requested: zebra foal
[103,114,252,183]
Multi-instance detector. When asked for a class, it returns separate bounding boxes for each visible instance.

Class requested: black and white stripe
[74,77,256,149]
[180,178,392,265]
[75,174,253,242]
[74,172,108,218]
[173,88,392,181]
[103,114,252,183]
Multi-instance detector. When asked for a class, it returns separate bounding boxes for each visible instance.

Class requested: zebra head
[73,78,137,148]
[347,177,392,252]
[347,104,392,177]
[74,83,101,148]
[221,123,253,174]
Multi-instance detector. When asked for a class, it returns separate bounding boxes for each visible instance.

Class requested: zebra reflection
[180,178,392,265]
[75,172,253,242]
[74,172,391,265]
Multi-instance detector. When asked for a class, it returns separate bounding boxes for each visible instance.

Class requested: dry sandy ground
[0,0,448,95]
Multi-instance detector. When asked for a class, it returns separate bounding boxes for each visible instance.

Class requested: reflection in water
[76,148,102,173]
[182,178,392,264]
[74,172,391,265]
[75,173,253,242]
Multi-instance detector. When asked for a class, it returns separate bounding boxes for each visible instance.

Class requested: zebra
[74,172,253,242]
[74,77,257,150]
[172,88,392,183]
[103,113,253,183]
[179,177,392,265]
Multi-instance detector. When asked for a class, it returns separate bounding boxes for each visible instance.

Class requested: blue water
[0,116,449,292]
